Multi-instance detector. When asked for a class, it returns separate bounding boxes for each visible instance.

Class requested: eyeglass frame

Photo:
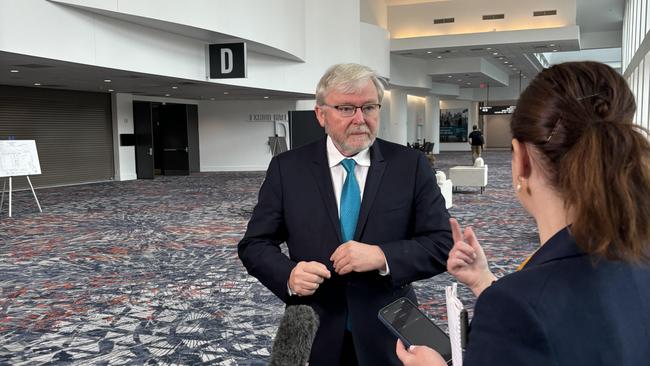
[321,103,382,117]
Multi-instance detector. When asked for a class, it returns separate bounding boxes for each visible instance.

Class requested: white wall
[388,0,576,38]
[0,0,374,96]
[112,93,136,181]
[361,0,388,29]
[360,22,391,78]
[50,0,306,60]
[407,95,426,143]
[199,100,295,171]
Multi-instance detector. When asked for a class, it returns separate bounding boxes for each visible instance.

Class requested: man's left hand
[330,241,386,275]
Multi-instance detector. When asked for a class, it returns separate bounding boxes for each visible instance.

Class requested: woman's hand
[395,339,448,366]
[447,218,496,297]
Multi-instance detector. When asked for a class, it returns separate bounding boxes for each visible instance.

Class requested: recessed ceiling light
[34,83,41,86]
[549,43,555,47]
[486,47,492,50]
[223,91,229,94]
[466,82,471,85]
[504,61,509,64]
[263,96,269,99]
[492,52,498,55]
[210,97,215,100]
[10,69,19,73]
[448,75,453,78]
[457,79,462,82]
[172,86,178,89]
[108,89,114,92]
[165,94,170,97]
[437,55,443,59]
[104,79,111,83]
[553,49,558,52]
[427,51,432,54]
[508,64,513,67]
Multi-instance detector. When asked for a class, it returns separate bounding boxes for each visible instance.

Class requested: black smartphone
[378,297,453,364]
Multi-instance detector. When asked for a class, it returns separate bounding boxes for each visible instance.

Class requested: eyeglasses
[323,103,381,117]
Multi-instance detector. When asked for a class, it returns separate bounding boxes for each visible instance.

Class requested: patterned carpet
[0,150,538,365]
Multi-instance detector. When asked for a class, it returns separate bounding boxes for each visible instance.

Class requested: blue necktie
[340,159,361,243]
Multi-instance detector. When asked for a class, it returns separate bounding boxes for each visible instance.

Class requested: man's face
[315,80,380,156]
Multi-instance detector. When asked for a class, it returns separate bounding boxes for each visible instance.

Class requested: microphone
[269,305,320,366]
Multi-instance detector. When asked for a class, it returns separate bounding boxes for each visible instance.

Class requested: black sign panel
[208,43,247,79]
[478,105,516,116]
[479,105,516,115]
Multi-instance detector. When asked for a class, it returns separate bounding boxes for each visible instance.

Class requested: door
[133,101,154,179]
[289,110,325,149]
[160,104,189,175]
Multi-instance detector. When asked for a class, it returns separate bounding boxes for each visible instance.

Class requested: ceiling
[0,0,626,100]
[393,39,578,87]
[387,0,624,90]
[0,51,313,101]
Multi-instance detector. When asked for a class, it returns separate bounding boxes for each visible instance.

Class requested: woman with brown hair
[396,61,650,365]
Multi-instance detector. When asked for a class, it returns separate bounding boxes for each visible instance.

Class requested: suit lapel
[309,138,343,243]
[355,140,386,240]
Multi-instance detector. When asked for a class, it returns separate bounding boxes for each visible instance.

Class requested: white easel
[0,140,43,218]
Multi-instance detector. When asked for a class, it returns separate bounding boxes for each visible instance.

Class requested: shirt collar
[326,135,371,168]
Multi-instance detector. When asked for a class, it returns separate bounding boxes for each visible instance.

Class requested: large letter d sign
[220,48,233,74]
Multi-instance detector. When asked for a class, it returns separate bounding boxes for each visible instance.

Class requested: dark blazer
[238,137,452,365]
[464,227,650,366]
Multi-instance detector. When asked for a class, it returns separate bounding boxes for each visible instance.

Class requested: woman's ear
[511,138,531,178]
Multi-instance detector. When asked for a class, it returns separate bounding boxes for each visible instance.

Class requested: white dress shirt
[326,136,370,213]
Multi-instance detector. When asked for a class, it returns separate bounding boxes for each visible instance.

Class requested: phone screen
[379,298,452,361]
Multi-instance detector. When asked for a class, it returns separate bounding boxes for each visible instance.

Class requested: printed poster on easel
[0,140,41,177]
[0,140,43,217]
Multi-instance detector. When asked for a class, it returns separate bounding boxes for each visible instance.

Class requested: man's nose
[350,107,365,123]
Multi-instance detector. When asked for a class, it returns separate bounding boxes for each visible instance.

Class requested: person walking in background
[239,63,453,366]
[468,125,484,163]
[396,61,650,366]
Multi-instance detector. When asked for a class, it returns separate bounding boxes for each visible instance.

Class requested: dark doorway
[134,101,154,179]
[156,103,189,175]
[289,110,325,149]
[133,101,200,178]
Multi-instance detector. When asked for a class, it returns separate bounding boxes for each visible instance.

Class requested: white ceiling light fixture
[172,86,178,89]
[104,79,111,83]
[34,83,41,86]
[10,69,19,73]
[223,91,229,94]
[165,93,170,97]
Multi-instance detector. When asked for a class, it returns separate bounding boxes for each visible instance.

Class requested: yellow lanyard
[516,255,533,271]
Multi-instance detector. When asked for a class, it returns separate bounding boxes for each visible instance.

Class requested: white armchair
[436,171,453,208]
[449,164,488,193]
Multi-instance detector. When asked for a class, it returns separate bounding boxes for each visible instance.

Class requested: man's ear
[511,138,531,178]
[314,105,326,128]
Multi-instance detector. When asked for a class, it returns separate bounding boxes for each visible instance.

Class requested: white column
[425,95,441,154]
[112,93,137,181]
[387,89,408,145]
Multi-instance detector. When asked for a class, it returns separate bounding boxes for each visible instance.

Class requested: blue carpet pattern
[0,150,538,365]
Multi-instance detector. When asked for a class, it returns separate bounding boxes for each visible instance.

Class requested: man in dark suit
[238,63,452,365]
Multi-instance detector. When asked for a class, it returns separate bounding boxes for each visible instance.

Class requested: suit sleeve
[378,153,452,287]
[237,156,296,303]
[463,282,554,366]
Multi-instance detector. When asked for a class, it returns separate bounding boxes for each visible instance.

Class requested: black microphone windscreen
[269,305,320,366]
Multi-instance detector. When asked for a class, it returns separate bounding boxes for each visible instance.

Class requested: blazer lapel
[355,140,386,240]
[309,138,343,243]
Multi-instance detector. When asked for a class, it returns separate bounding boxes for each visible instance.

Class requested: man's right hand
[288,261,331,296]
